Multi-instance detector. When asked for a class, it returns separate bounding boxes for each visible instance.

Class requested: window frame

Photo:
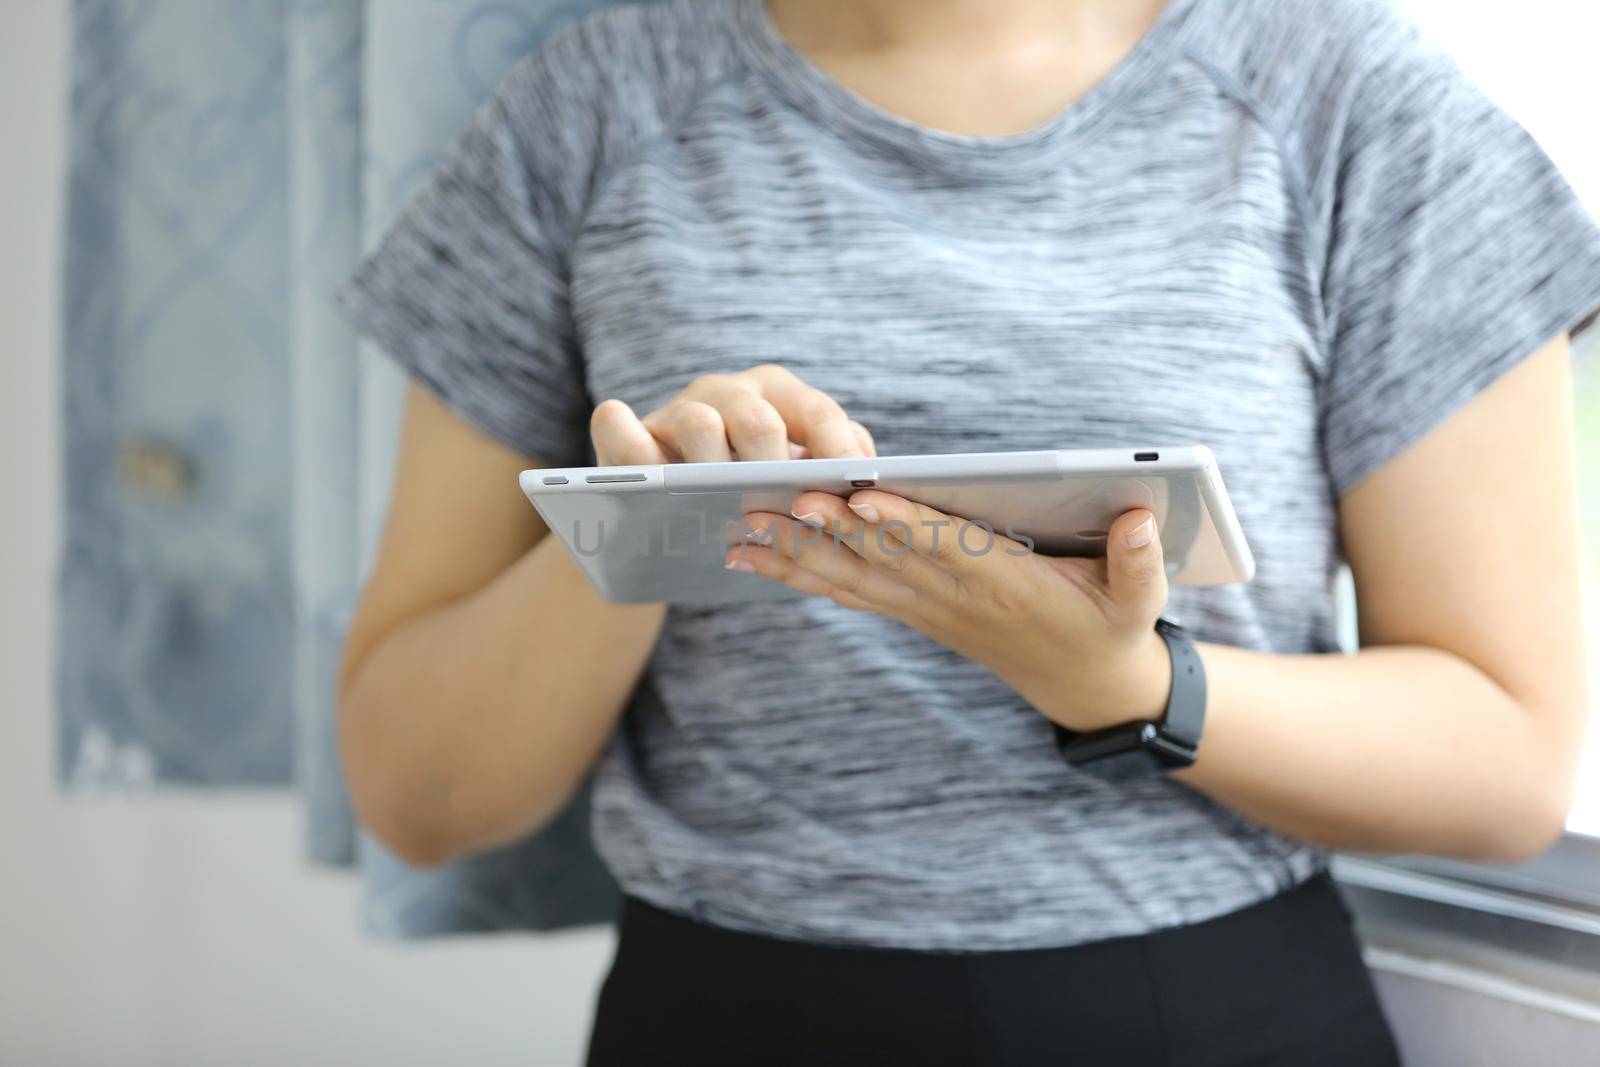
[1333,836,1600,1001]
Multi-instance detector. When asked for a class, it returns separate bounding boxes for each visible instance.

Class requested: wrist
[1027,624,1174,733]
[1121,624,1176,726]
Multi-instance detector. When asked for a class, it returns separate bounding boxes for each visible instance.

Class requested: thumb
[1105,508,1168,623]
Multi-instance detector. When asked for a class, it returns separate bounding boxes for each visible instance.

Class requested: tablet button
[587,472,647,483]
[847,470,878,488]
[542,475,569,485]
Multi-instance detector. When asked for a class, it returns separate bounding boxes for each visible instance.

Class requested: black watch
[1052,617,1206,781]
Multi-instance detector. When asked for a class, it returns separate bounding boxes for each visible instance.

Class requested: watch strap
[1153,616,1205,750]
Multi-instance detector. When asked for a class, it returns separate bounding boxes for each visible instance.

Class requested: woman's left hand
[727,490,1173,733]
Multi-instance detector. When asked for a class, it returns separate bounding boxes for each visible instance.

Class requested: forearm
[1177,642,1585,862]
[339,537,666,866]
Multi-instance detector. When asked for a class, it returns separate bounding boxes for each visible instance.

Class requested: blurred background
[2,2,1598,1066]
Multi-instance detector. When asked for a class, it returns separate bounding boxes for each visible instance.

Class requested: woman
[336,0,1600,1062]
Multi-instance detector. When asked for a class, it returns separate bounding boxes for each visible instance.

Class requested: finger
[742,513,918,609]
[744,366,865,460]
[725,544,876,612]
[591,399,670,466]
[848,420,877,458]
[779,494,953,593]
[1104,508,1168,627]
[643,400,733,463]
[683,376,791,461]
[837,490,1021,574]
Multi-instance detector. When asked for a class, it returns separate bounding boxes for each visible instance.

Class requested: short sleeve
[337,38,599,468]
[1318,24,1600,498]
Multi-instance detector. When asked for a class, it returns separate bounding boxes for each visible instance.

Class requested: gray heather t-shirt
[340,0,1600,949]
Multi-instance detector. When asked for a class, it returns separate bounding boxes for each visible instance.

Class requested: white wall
[0,5,611,1066]
[1401,0,1600,214]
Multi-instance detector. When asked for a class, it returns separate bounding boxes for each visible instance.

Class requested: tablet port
[850,479,876,488]
[1134,452,1159,462]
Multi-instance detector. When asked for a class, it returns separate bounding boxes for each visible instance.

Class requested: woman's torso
[560,0,1357,949]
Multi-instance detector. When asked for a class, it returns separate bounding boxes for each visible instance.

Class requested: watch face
[1058,720,1197,783]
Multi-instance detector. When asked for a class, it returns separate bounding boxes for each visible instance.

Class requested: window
[1333,0,1600,985]
[1392,0,1600,841]
[1574,342,1600,837]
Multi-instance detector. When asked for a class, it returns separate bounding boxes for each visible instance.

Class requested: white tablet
[520,445,1254,604]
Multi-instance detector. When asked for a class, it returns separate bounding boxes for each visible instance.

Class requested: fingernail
[847,500,881,524]
[743,524,773,546]
[792,510,824,527]
[726,558,756,573]
[1125,517,1156,549]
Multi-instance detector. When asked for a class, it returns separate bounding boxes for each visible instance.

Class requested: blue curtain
[59,0,629,936]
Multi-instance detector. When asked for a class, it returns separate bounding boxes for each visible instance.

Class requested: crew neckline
[731,0,1197,179]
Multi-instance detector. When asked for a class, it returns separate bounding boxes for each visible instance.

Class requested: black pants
[586,873,1400,1066]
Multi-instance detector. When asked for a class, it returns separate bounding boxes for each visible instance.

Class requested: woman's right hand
[591,364,876,465]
